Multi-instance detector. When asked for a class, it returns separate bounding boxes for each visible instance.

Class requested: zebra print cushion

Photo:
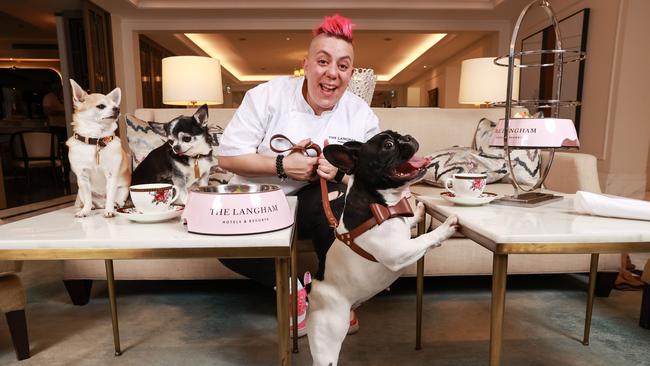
[473,118,541,186]
[422,118,540,187]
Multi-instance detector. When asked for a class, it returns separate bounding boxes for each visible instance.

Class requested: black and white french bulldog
[131,104,215,203]
[307,130,459,366]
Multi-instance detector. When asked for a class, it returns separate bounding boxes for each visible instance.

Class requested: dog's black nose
[172,145,181,153]
[113,107,120,113]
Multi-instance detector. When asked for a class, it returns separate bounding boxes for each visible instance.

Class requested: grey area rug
[0,261,648,365]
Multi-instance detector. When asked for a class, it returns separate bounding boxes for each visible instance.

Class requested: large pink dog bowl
[489,118,580,148]
[182,184,293,235]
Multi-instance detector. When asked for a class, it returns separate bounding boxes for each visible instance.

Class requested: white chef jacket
[218,76,380,194]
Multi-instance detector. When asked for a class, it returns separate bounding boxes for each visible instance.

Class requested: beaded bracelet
[276,154,288,180]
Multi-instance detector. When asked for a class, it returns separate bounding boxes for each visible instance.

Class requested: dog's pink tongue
[406,156,431,169]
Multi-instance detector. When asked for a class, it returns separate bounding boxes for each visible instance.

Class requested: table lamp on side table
[162,56,224,107]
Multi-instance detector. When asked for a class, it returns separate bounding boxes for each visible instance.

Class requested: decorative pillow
[473,118,541,187]
[125,113,231,184]
[423,147,506,187]
[125,114,167,169]
[347,68,376,105]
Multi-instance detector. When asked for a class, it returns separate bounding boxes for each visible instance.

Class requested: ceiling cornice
[127,0,502,10]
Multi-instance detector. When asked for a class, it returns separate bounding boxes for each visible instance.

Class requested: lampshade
[458,57,520,105]
[162,56,223,106]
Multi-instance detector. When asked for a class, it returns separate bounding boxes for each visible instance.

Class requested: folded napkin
[574,191,650,221]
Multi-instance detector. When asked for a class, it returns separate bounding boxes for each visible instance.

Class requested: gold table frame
[415,195,650,366]
[0,206,300,366]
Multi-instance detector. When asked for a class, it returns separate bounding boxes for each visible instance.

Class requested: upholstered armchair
[0,261,30,360]
[347,68,377,105]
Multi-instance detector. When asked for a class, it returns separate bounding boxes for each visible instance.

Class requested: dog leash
[269,134,339,228]
[73,133,115,165]
[269,134,415,263]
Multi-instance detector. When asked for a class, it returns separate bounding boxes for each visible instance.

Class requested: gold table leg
[415,216,426,350]
[583,253,599,345]
[290,227,299,353]
[490,254,508,366]
[105,260,121,356]
[275,257,290,366]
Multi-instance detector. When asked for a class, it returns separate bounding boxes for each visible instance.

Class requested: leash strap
[268,134,414,263]
[269,134,339,229]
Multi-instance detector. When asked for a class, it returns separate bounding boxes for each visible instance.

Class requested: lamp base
[492,192,563,207]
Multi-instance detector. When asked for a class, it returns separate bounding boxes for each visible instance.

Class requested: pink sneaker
[290,280,308,338]
[347,310,359,335]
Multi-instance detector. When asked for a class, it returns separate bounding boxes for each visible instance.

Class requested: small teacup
[129,183,179,213]
[444,173,487,198]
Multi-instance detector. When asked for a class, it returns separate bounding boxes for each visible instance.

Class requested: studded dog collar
[74,133,115,165]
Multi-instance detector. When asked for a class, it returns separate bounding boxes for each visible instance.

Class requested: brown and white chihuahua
[66,79,130,217]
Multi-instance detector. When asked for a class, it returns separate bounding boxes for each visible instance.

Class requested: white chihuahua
[66,79,130,217]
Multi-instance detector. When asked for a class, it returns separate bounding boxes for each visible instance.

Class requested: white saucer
[116,204,184,223]
[440,192,499,206]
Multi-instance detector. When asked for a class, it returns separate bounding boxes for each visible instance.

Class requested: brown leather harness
[269,134,414,262]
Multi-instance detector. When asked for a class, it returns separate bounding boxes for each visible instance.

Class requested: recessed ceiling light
[238,37,247,41]
[423,65,428,68]
[384,38,392,41]
[286,37,291,41]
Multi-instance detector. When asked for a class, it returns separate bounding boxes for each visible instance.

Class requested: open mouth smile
[319,83,338,95]
[389,155,431,181]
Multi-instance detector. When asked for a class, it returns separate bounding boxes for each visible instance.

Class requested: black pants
[220,181,345,287]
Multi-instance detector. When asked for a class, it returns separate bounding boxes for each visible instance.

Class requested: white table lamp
[162,56,223,106]
[458,57,520,105]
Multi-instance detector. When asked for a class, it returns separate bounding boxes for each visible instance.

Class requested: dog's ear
[70,79,87,109]
[193,104,209,128]
[106,87,121,106]
[324,142,362,174]
[147,121,168,137]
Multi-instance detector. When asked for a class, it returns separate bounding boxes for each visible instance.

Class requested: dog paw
[440,215,459,236]
[75,210,91,218]
[104,211,115,218]
[414,202,425,221]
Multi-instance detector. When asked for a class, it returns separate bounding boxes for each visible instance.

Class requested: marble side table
[0,197,298,366]
[415,194,650,366]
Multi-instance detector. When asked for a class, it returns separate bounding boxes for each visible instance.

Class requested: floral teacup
[129,183,179,213]
[444,173,487,198]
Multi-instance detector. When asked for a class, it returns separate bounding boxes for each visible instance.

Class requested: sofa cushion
[474,118,541,186]
[422,147,505,187]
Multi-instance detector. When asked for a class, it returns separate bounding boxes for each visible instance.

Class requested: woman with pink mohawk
[218,14,379,337]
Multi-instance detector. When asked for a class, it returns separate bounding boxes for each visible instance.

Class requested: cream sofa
[61,107,619,305]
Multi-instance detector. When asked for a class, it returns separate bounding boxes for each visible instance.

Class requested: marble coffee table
[415,193,650,366]
[0,197,298,366]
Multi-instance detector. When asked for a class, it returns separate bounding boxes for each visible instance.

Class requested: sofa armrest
[542,151,601,194]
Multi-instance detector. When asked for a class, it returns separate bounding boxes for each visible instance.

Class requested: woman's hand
[317,156,338,181]
[282,139,318,181]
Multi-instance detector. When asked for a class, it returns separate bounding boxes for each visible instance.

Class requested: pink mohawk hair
[313,14,354,43]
